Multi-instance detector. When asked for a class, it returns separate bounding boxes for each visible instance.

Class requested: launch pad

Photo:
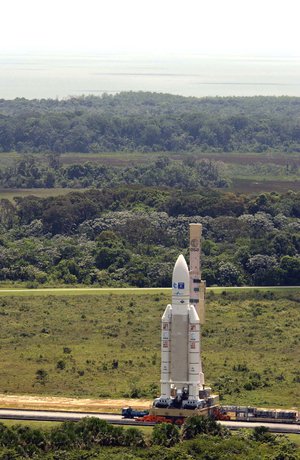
[152,224,219,416]
[150,386,219,419]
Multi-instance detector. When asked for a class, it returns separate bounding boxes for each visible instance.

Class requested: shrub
[56,360,66,370]
[151,423,180,447]
[182,416,229,440]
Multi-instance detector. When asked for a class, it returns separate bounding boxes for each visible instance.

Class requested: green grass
[0,152,21,170]
[0,188,86,201]
[0,287,169,296]
[61,151,154,167]
[286,434,300,448]
[0,289,299,408]
[59,150,300,167]
[0,286,298,297]
[230,178,300,193]
[0,419,62,429]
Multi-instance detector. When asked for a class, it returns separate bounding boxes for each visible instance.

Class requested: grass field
[0,287,168,296]
[230,178,300,193]
[1,180,298,201]
[59,151,300,168]
[2,150,300,165]
[0,286,298,296]
[1,151,299,195]
[0,289,299,409]
[0,188,85,201]
[0,419,152,434]
[0,152,21,170]
[0,419,62,429]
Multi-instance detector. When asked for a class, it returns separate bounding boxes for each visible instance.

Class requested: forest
[1,93,300,153]
[0,92,299,287]
[0,187,299,286]
[1,417,298,460]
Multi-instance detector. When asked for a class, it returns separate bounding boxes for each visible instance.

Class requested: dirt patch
[60,154,151,167]
[195,153,300,166]
[60,152,300,167]
[231,178,300,193]
[0,394,152,413]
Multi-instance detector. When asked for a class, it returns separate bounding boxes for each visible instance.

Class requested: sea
[1,54,300,100]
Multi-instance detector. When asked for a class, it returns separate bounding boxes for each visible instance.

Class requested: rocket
[155,253,205,409]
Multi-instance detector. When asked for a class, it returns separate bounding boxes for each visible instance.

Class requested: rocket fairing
[155,254,205,410]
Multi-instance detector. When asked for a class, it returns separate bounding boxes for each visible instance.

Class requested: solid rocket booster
[159,254,204,408]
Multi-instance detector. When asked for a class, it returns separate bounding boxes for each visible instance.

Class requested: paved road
[221,420,300,434]
[0,409,299,433]
[0,409,150,426]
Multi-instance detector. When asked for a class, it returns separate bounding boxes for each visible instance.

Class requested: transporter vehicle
[122,405,299,425]
[122,390,220,425]
[220,406,299,423]
[122,407,149,419]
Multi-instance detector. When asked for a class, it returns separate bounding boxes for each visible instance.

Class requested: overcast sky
[1,0,300,56]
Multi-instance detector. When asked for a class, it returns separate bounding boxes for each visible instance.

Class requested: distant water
[1,54,300,100]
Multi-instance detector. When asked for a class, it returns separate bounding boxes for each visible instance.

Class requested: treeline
[0,417,297,460]
[1,93,300,153]
[0,187,299,287]
[2,92,300,118]
[0,156,229,189]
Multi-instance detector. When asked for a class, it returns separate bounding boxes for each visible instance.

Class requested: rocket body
[157,254,204,409]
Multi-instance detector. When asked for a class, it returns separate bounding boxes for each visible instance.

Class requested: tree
[124,427,145,447]
[280,256,300,285]
[182,416,228,440]
[11,425,47,455]
[95,233,131,270]
[151,423,180,447]
[251,426,275,443]
[0,199,17,229]
[247,254,280,285]
[217,262,242,286]
[47,153,61,170]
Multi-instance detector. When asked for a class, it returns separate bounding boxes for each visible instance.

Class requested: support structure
[189,223,206,325]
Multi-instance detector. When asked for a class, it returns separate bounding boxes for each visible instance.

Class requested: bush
[124,428,146,448]
[251,426,276,443]
[56,360,66,370]
[182,416,229,440]
[151,423,180,447]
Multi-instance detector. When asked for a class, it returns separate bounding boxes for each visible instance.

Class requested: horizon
[2,0,300,99]
[1,54,300,100]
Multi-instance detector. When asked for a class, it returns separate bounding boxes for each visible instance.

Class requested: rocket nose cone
[172,254,190,295]
[173,254,189,275]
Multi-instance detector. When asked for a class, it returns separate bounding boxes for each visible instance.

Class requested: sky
[1,0,300,57]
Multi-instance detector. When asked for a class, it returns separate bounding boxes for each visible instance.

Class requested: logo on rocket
[173,282,185,289]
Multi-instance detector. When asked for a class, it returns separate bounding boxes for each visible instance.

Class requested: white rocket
[155,253,205,409]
